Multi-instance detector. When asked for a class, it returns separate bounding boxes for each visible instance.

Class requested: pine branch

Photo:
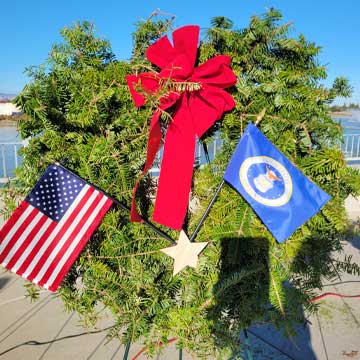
[87,250,160,259]
[270,272,286,316]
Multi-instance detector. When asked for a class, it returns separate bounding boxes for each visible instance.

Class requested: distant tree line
[330,102,360,111]
[0,114,23,122]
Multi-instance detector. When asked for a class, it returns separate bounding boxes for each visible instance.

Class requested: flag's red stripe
[49,197,113,291]
[16,221,57,277]
[0,207,39,264]
[0,201,30,242]
[38,191,104,287]
[27,187,96,282]
[6,214,48,271]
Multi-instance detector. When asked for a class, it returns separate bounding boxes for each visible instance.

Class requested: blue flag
[223,124,331,243]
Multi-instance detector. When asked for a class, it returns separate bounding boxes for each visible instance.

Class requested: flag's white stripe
[44,195,108,289]
[0,205,34,253]
[11,218,53,273]
[33,189,100,284]
[3,212,44,266]
[22,185,91,278]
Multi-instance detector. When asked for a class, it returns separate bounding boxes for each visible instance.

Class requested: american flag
[0,164,113,292]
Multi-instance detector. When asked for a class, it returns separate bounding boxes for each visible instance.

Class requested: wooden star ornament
[161,230,209,275]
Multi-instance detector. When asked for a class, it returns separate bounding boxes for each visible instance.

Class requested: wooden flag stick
[56,163,176,245]
[189,180,225,242]
[123,342,131,360]
[60,162,225,245]
[111,198,176,245]
[188,116,263,243]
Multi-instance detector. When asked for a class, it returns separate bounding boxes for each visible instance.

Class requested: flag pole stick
[123,342,131,360]
[111,198,176,245]
[56,163,176,245]
[243,329,254,360]
[189,180,225,242]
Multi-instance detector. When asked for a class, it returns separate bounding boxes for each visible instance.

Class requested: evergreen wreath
[3,9,360,358]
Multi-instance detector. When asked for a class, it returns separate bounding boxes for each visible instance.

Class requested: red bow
[126,25,237,230]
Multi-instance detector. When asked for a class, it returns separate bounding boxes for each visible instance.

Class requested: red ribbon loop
[126,25,237,230]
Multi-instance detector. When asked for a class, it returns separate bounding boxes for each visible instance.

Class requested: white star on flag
[0,164,113,292]
[160,230,208,275]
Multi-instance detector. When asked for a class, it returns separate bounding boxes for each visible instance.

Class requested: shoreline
[0,120,18,126]
[331,111,353,117]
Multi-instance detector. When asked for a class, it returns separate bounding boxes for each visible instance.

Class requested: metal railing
[0,142,23,183]
[149,138,223,175]
[0,139,224,182]
[341,134,360,161]
[0,135,359,184]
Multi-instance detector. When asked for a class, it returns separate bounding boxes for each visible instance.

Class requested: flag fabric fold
[224,124,331,243]
[0,164,113,291]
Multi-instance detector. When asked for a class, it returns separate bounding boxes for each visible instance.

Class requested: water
[334,110,360,134]
[1,111,360,180]
[333,111,360,164]
[0,125,23,179]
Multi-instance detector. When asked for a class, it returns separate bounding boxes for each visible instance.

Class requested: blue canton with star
[26,165,86,222]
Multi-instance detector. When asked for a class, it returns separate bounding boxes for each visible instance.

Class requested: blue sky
[1,0,359,104]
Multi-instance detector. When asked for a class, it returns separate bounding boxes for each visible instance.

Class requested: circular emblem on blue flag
[239,156,292,206]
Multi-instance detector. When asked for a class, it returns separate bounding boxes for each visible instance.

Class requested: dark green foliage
[331,76,353,99]
[4,10,360,358]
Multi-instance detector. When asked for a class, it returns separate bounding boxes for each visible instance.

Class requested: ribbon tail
[153,101,196,230]
[130,110,162,222]
[130,186,144,222]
